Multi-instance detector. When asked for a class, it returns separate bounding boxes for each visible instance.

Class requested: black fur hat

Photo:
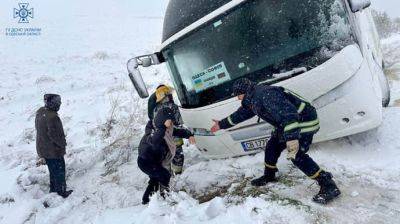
[44,94,61,111]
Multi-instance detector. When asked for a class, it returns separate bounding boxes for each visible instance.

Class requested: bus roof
[162,0,232,42]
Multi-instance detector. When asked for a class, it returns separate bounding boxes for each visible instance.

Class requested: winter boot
[251,169,277,186]
[142,185,153,205]
[58,190,73,198]
[313,171,341,204]
[142,180,159,205]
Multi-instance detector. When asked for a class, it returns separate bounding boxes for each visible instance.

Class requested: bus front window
[163,0,355,108]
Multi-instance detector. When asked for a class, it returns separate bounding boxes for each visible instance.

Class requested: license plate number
[241,138,269,152]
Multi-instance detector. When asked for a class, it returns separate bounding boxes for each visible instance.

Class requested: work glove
[36,157,46,167]
[286,140,300,160]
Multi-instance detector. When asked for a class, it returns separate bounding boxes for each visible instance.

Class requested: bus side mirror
[126,53,164,98]
[348,0,371,13]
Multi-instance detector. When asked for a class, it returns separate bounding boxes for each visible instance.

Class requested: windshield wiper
[259,67,307,85]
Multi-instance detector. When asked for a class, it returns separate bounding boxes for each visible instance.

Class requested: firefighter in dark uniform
[211,78,340,204]
[147,85,186,174]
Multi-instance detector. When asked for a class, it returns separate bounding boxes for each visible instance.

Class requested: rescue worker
[138,107,195,205]
[35,94,73,198]
[210,78,340,204]
[147,85,186,175]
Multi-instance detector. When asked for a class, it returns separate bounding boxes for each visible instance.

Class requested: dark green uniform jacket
[35,107,67,159]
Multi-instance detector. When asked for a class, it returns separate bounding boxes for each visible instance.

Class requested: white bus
[127,0,390,158]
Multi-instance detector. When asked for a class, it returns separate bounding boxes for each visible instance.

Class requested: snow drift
[1,0,400,223]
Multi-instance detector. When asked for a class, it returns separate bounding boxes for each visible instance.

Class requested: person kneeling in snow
[211,78,341,204]
[35,94,73,198]
[138,107,195,204]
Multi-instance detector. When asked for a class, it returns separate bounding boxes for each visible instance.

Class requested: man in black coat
[138,107,195,204]
[211,78,340,204]
[35,94,73,198]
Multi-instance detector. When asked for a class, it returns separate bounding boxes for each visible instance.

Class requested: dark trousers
[138,157,171,202]
[264,133,321,178]
[45,158,66,193]
[138,157,171,187]
[172,147,184,168]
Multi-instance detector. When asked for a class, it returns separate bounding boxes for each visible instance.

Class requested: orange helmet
[155,85,174,103]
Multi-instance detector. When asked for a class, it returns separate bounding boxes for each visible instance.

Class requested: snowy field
[1,1,400,223]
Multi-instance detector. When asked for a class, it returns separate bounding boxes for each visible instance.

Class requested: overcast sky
[371,0,400,18]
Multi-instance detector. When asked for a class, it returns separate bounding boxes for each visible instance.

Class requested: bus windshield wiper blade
[259,67,307,85]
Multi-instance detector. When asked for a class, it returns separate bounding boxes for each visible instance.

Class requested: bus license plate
[241,138,269,152]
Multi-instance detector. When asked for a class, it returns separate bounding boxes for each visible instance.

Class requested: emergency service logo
[5,2,41,36]
[14,3,34,23]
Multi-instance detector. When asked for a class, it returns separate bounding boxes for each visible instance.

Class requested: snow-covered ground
[1,1,400,223]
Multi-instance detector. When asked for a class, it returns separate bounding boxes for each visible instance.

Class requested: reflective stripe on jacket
[220,85,319,141]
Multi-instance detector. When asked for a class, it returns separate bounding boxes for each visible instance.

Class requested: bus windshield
[162,0,355,108]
